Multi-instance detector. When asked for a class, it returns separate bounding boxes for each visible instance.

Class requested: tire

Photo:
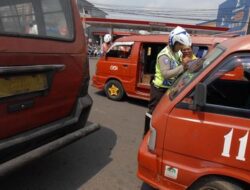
[141,182,157,190]
[104,80,124,101]
[190,176,245,190]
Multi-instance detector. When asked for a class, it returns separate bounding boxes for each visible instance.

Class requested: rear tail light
[79,57,90,97]
[79,76,89,97]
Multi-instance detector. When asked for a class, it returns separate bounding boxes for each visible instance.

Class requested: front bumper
[137,134,159,189]
[137,134,187,190]
[92,75,105,89]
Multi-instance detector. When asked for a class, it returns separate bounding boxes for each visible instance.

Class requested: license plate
[0,74,48,98]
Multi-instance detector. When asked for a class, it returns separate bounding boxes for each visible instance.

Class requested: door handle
[123,64,128,67]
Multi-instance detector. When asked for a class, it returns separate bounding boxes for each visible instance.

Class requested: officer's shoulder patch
[159,55,170,65]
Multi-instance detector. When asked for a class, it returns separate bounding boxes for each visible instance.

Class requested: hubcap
[108,84,119,96]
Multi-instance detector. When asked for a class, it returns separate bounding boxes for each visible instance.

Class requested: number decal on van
[110,65,118,71]
[222,129,249,161]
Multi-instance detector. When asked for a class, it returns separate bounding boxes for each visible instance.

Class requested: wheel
[104,80,124,101]
[141,182,157,190]
[190,176,245,190]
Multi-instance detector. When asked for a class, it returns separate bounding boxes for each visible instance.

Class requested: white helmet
[88,38,92,43]
[169,26,192,47]
[104,34,112,43]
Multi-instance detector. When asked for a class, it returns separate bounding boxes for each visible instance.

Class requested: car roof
[219,35,250,53]
[116,34,229,46]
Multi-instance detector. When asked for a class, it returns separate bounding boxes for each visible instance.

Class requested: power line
[82,3,250,24]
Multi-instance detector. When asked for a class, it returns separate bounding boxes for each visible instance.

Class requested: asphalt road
[0,58,154,190]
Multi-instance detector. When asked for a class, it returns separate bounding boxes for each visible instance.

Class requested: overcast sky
[89,0,226,24]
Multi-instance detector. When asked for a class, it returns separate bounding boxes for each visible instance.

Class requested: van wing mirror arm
[190,83,207,111]
[104,52,109,59]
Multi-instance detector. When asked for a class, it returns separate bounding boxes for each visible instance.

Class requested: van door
[137,43,165,89]
[0,0,85,139]
[162,53,250,183]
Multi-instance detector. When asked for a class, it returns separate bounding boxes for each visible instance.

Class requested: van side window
[178,54,250,118]
[107,45,132,58]
[0,0,73,40]
[42,0,73,39]
[205,54,250,110]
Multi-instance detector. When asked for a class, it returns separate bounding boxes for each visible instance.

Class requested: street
[0,58,151,190]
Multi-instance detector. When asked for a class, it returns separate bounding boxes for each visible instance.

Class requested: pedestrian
[144,26,192,135]
[88,38,94,56]
[28,22,38,35]
[101,34,112,55]
[181,45,197,62]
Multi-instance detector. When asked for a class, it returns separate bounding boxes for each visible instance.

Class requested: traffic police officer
[144,26,192,135]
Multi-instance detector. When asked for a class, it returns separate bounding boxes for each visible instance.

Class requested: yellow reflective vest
[153,46,181,88]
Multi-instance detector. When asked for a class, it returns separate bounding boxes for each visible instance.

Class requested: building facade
[198,0,250,35]
[77,0,108,43]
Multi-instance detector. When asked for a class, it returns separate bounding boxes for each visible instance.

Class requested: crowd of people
[87,38,101,57]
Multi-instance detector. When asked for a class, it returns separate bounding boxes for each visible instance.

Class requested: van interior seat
[207,79,250,109]
[196,48,208,58]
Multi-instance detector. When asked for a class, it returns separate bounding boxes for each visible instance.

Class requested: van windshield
[169,46,225,100]
[0,0,74,40]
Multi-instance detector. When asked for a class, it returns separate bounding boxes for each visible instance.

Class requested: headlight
[148,119,157,152]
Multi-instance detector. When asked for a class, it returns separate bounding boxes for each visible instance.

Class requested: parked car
[0,0,99,174]
[92,34,229,101]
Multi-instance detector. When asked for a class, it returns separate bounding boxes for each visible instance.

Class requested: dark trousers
[144,84,168,135]
[148,84,168,114]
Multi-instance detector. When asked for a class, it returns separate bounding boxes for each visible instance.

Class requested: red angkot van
[92,34,229,101]
[0,0,98,173]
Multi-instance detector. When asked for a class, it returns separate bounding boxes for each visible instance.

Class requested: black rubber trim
[176,102,250,118]
[0,64,65,75]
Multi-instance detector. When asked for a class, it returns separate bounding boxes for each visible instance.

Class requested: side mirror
[190,83,207,110]
[104,51,111,59]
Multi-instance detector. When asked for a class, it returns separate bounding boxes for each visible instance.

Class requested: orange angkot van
[138,35,250,190]
[92,34,229,101]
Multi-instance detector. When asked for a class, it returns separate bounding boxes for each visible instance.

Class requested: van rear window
[0,0,74,40]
